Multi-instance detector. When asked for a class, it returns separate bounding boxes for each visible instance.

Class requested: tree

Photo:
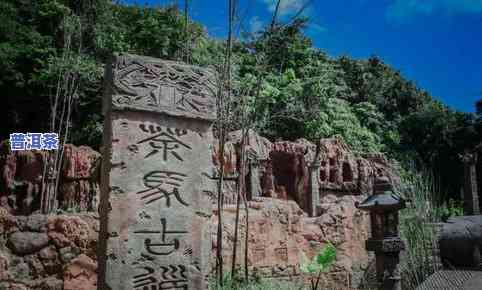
[300,243,337,290]
[306,97,383,152]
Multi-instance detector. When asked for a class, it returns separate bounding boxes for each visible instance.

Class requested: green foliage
[306,97,383,152]
[300,244,336,274]
[433,198,464,222]
[254,68,305,139]
[396,169,441,289]
[0,0,480,201]
[99,5,204,58]
[400,101,460,163]
[209,272,302,290]
[247,18,313,75]
[0,0,207,149]
[299,244,337,290]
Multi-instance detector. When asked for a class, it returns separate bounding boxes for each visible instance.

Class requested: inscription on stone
[111,54,216,120]
[253,247,266,264]
[100,54,216,290]
[137,171,188,206]
[133,265,188,289]
[274,247,289,263]
[134,218,188,256]
[137,124,191,161]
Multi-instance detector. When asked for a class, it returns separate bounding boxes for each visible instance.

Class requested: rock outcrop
[0,143,100,215]
[0,131,399,289]
[209,131,398,288]
[0,211,98,290]
[439,215,482,268]
[211,196,371,288]
[214,130,399,213]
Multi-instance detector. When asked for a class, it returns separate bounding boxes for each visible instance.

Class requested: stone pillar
[99,54,216,290]
[460,151,479,215]
[247,153,262,200]
[308,161,320,217]
[366,238,404,290]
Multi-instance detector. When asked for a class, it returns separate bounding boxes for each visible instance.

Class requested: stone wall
[0,131,399,289]
[213,130,398,212]
[209,130,398,288]
[0,143,100,215]
[0,209,98,290]
[211,197,370,289]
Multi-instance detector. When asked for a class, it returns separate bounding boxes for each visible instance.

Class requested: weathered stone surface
[0,214,97,289]
[109,54,216,120]
[0,142,101,215]
[59,246,81,264]
[16,214,48,232]
[25,254,44,278]
[100,54,216,290]
[218,131,398,214]
[0,207,17,234]
[47,215,97,257]
[459,151,480,215]
[39,246,62,275]
[0,125,395,290]
[38,277,63,290]
[0,254,9,281]
[60,145,101,212]
[1,283,28,290]
[11,261,29,280]
[211,196,371,288]
[39,246,58,260]
[439,215,482,268]
[63,254,97,290]
[7,232,49,255]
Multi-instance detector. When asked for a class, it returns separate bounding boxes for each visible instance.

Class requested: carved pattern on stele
[100,54,215,290]
[111,54,217,120]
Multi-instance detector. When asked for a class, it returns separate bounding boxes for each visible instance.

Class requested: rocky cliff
[0,132,398,289]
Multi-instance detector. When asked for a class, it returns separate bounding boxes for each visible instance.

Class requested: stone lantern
[356,177,406,290]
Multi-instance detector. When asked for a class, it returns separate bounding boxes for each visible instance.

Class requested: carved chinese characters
[100,54,215,290]
[137,170,189,206]
[133,265,189,289]
[137,124,191,161]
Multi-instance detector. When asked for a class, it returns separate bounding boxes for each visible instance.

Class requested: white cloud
[249,16,264,32]
[387,0,482,23]
[261,0,310,17]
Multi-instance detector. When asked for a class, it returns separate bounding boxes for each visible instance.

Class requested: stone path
[416,270,482,290]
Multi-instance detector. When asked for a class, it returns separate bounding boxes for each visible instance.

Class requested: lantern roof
[356,177,406,211]
[356,192,406,211]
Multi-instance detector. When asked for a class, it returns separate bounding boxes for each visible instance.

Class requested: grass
[211,169,449,290]
[209,275,304,290]
[395,169,442,290]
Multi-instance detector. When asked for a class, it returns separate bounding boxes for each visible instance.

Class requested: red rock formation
[217,131,398,213]
[47,215,98,257]
[0,131,399,289]
[63,254,97,290]
[0,210,97,290]
[211,197,371,288]
[270,140,311,205]
[207,131,399,288]
[0,142,100,215]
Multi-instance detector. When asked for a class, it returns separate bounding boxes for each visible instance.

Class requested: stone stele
[99,54,216,290]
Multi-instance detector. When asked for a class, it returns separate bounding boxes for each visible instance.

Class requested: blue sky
[125,0,482,112]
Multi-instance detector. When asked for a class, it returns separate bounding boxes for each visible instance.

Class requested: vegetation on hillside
[1,0,480,201]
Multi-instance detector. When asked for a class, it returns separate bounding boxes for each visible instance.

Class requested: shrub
[299,243,337,290]
[209,272,303,290]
